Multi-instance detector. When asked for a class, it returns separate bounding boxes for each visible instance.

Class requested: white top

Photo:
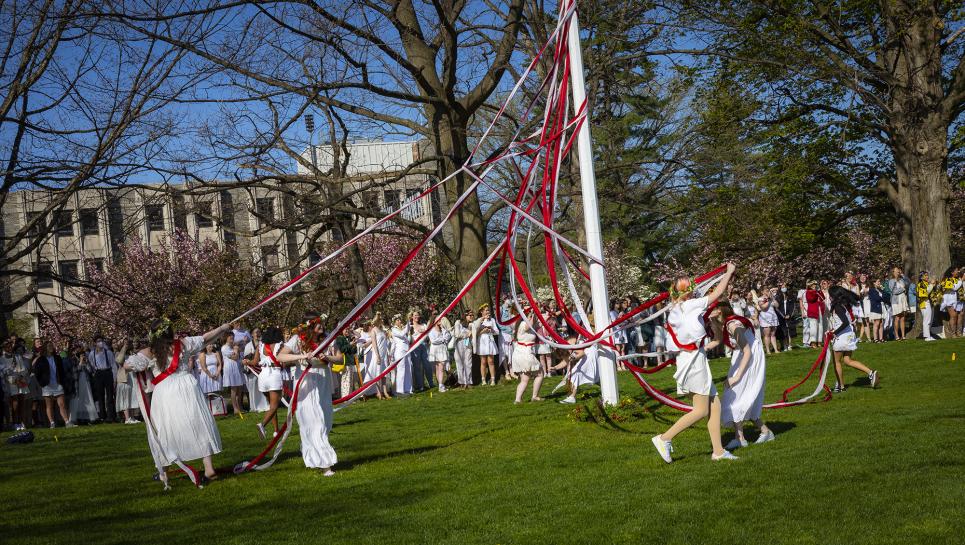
[127,336,206,374]
[667,296,709,346]
[428,327,452,346]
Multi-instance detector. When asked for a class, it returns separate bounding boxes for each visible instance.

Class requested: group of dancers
[651,263,881,463]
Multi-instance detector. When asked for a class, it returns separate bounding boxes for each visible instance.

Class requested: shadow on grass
[337,430,491,471]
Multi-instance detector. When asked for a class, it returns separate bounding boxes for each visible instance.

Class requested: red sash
[263,343,281,367]
[150,339,183,385]
[666,302,718,352]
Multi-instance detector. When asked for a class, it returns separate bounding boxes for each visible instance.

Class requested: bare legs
[894,313,906,340]
[43,395,70,426]
[261,390,281,431]
[514,371,544,403]
[872,318,883,342]
[859,319,872,341]
[832,351,874,387]
[229,386,243,414]
[947,307,961,338]
[434,362,446,390]
[659,393,725,457]
[8,394,24,428]
[728,419,771,443]
[479,355,496,385]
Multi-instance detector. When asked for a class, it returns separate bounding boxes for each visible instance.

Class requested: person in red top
[805,280,825,348]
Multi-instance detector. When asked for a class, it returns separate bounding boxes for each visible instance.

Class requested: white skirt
[69,371,98,421]
[258,367,284,393]
[672,349,716,396]
[759,309,780,328]
[477,334,499,356]
[892,298,910,314]
[222,359,244,387]
[511,345,541,374]
[833,330,858,353]
[115,375,138,412]
[198,365,222,394]
[536,342,553,355]
[721,336,766,424]
[428,343,449,362]
[867,311,882,320]
[296,369,337,469]
[394,351,413,395]
[569,354,598,389]
[940,293,962,311]
[149,371,222,464]
[852,304,864,319]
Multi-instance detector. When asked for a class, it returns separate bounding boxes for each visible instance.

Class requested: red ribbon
[150,339,183,386]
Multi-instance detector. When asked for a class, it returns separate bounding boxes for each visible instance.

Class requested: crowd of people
[0,264,961,477]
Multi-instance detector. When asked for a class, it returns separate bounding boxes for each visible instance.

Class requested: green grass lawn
[2,338,964,545]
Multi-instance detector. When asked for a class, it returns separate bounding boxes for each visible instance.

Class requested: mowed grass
[2,338,964,545]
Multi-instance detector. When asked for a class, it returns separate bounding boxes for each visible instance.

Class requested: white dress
[1,354,31,397]
[363,329,390,394]
[475,318,499,356]
[288,337,337,469]
[668,296,716,396]
[511,325,541,374]
[758,304,779,328]
[610,310,628,344]
[220,345,245,387]
[569,350,598,389]
[453,321,474,385]
[830,307,858,352]
[257,343,285,393]
[69,367,99,421]
[198,353,222,394]
[243,341,269,412]
[127,336,222,465]
[428,327,452,363]
[115,366,138,412]
[941,279,963,311]
[721,325,767,424]
[391,326,413,395]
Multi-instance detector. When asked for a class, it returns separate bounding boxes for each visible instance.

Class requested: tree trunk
[432,108,493,311]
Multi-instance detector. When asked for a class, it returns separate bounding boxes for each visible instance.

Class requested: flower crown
[148,317,172,342]
[669,278,695,301]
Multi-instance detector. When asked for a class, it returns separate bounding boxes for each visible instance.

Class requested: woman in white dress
[242,328,269,412]
[512,310,544,404]
[651,263,738,463]
[473,304,499,386]
[114,340,141,424]
[757,296,780,354]
[390,314,413,396]
[220,333,245,415]
[856,273,873,342]
[453,310,475,389]
[536,309,556,376]
[1,338,32,430]
[125,318,231,485]
[68,347,98,424]
[427,312,451,393]
[362,313,392,400]
[557,335,597,404]
[609,299,628,370]
[198,343,223,396]
[716,303,774,449]
[280,312,340,475]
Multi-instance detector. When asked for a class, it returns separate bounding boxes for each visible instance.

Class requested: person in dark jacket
[30,338,75,428]
[868,280,887,343]
[774,282,797,351]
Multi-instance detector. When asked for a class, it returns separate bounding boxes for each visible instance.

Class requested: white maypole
[566,5,619,405]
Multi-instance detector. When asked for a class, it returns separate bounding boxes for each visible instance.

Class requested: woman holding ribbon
[716,303,774,450]
[651,262,737,463]
[125,317,231,486]
[512,308,544,404]
[256,326,308,440]
[828,286,880,392]
[390,314,413,396]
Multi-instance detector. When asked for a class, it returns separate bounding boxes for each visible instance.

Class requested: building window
[26,212,45,239]
[383,190,400,214]
[59,260,79,282]
[256,197,275,223]
[195,201,214,228]
[55,211,74,236]
[87,259,104,276]
[308,250,321,266]
[261,246,279,270]
[146,205,165,232]
[331,227,344,242]
[403,188,424,221]
[79,209,99,235]
[36,262,53,288]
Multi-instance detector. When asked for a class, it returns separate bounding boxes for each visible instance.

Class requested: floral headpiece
[669,278,695,301]
[148,317,172,342]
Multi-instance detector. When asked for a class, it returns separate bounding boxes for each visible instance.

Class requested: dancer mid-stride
[651,262,738,463]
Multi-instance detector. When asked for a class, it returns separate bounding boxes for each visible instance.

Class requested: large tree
[104,0,527,310]
[663,0,964,277]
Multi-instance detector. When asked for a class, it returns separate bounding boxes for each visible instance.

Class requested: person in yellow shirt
[916,272,938,341]
[939,267,962,338]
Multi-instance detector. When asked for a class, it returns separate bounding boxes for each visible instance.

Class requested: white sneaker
[712,450,739,461]
[924,337,936,342]
[651,435,673,463]
[868,370,880,388]
[725,437,748,450]
[256,423,267,440]
[438,385,447,393]
[49,423,56,429]
[755,429,775,444]
[559,396,576,404]
[65,421,78,428]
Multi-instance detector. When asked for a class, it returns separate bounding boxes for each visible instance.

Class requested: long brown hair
[148,318,174,365]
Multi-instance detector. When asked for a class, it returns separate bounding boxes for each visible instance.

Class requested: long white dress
[391,325,412,395]
[198,353,222,394]
[363,328,390,395]
[69,366,99,422]
[511,325,541,374]
[288,337,337,469]
[721,325,767,425]
[220,344,245,387]
[453,321,474,385]
[243,341,269,412]
[115,365,138,413]
[127,336,222,465]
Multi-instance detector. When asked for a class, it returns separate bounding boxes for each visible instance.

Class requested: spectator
[453,310,475,389]
[888,267,911,340]
[68,343,98,424]
[774,282,796,351]
[917,272,938,341]
[868,279,886,343]
[31,338,75,428]
[1,338,31,430]
[805,280,825,348]
[88,335,117,423]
